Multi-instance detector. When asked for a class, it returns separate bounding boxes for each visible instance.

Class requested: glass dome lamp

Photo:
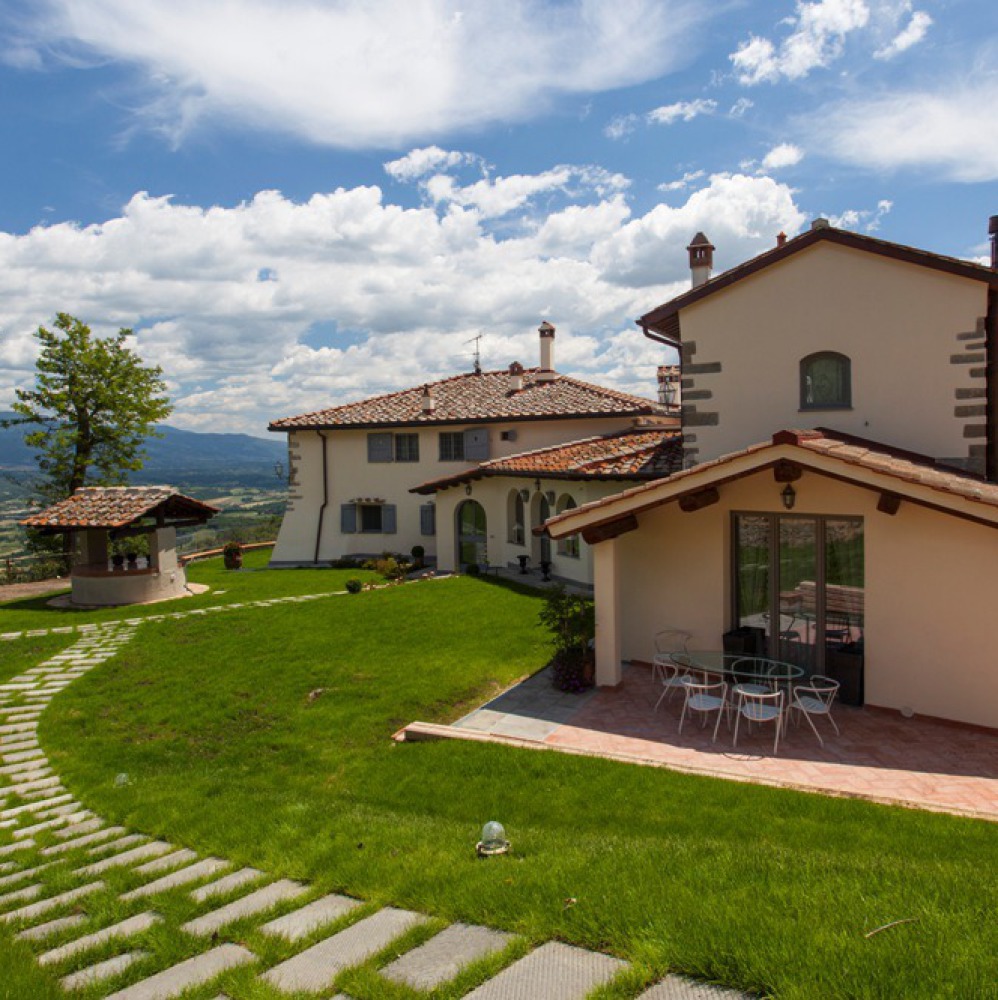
[476,820,510,857]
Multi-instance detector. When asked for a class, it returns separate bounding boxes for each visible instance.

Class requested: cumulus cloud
[384,147,481,182]
[658,170,706,192]
[13,0,706,148]
[731,0,870,85]
[0,168,809,434]
[760,143,804,171]
[812,75,998,182]
[826,199,893,231]
[647,98,717,125]
[874,9,931,59]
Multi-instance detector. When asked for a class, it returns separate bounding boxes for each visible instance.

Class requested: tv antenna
[465,333,483,374]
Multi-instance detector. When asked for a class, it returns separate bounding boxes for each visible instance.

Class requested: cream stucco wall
[606,469,998,729]
[270,416,645,565]
[679,243,990,468]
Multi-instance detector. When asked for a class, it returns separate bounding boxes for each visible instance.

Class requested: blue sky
[0,0,995,436]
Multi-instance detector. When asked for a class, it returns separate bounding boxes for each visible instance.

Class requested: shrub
[369,556,410,582]
[345,578,363,594]
[464,562,481,576]
[411,544,425,568]
[539,585,596,692]
[222,541,243,570]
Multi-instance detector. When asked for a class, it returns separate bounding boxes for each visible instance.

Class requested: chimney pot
[686,232,715,288]
[811,217,830,230]
[508,361,524,391]
[537,322,556,380]
[421,384,435,413]
[776,231,787,247]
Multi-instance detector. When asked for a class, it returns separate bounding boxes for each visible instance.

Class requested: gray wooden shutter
[382,504,397,534]
[340,504,357,533]
[420,503,436,536]
[464,427,489,461]
[367,432,394,462]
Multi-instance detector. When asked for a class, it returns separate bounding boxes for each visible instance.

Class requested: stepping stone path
[0,607,751,999]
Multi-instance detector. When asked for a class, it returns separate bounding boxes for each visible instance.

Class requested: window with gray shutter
[420,503,436,536]
[464,426,489,461]
[439,431,464,461]
[367,432,394,462]
[340,504,357,533]
[382,504,397,534]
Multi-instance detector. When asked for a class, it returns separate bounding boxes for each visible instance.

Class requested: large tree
[6,313,172,502]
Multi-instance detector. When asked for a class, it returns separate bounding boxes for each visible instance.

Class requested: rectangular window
[439,431,465,461]
[394,433,419,462]
[359,504,383,532]
[367,433,394,463]
[420,503,436,536]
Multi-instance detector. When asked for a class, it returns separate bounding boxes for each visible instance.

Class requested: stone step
[76,840,173,877]
[189,867,263,903]
[54,817,105,839]
[39,911,161,966]
[103,943,255,1000]
[259,893,361,942]
[0,882,42,909]
[0,838,34,857]
[0,880,104,924]
[181,879,307,936]
[382,923,516,990]
[16,912,87,941]
[1,793,72,820]
[85,833,148,856]
[1,748,44,763]
[0,721,37,735]
[7,775,60,795]
[636,978,750,998]
[61,951,149,992]
[43,825,125,855]
[0,861,54,890]
[462,942,628,1000]
[0,759,48,776]
[133,848,197,876]
[262,907,428,994]
[121,858,228,902]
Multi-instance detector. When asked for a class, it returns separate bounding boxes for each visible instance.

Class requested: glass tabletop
[673,650,805,682]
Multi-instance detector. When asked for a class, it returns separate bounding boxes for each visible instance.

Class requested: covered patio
[402,663,998,822]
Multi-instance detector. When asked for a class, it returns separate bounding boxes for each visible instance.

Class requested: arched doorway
[456,500,487,568]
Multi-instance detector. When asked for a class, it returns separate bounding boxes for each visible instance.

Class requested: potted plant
[410,544,425,569]
[223,541,243,570]
[126,550,138,570]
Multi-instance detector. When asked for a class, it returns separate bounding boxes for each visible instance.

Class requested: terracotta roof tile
[21,487,218,530]
[269,368,664,430]
[411,426,682,494]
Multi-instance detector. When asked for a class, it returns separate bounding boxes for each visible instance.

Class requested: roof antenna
[465,333,483,374]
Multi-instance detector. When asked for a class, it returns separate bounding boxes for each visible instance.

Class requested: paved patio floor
[451,664,998,822]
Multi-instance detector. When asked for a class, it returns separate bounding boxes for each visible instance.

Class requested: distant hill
[0,414,285,488]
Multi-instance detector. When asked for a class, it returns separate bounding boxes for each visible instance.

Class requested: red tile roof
[21,487,218,531]
[543,428,998,537]
[269,368,665,431]
[411,425,683,494]
[639,224,998,342]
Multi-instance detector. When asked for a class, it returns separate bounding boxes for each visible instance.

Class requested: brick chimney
[508,361,524,391]
[687,232,715,288]
[421,384,435,414]
[537,321,556,381]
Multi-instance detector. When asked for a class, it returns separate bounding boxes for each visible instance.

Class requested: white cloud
[0,168,808,434]
[16,0,707,149]
[731,0,870,85]
[760,143,804,171]
[647,98,717,125]
[729,97,754,117]
[813,75,998,182]
[657,170,706,192]
[825,199,893,231]
[604,114,639,141]
[874,9,931,59]
[384,147,480,183]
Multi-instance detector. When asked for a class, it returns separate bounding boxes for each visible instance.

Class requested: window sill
[799,405,853,412]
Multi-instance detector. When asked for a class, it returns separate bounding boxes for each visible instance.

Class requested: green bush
[345,578,363,594]
[539,585,596,692]
[464,562,481,576]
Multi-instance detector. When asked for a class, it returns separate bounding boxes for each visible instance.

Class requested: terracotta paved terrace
[447,665,998,822]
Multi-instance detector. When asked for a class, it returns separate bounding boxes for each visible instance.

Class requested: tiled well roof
[21,486,218,531]
[543,427,998,537]
[269,368,665,431]
[411,426,682,494]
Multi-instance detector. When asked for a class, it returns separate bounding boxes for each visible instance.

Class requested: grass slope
[0,633,76,684]
[30,575,998,999]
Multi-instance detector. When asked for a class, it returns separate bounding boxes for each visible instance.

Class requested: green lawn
[0,633,76,684]
[4,573,996,999]
[0,548,379,632]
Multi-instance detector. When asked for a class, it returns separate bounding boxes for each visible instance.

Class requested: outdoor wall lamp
[781,483,797,510]
[534,478,541,492]
[465,483,473,496]
[518,488,530,502]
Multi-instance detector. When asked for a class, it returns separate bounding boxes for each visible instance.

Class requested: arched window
[507,488,526,545]
[556,494,580,558]
[801,352,851,410]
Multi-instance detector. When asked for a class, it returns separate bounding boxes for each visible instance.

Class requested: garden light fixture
[476,820,510,857]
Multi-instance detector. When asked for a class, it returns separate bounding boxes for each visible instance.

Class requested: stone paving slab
[61,950,149,991]
[1,793,72,819]
[43,825,124,855]
[77,840,173,876]
[0,838,34,857]
[190,866,263,903]
[103,943,255,1000]
[259,893,362,942]
[85,833,149,856]
[181,879,307,936]
[0,882,43,908]
[1,748,44,763]
[133,848,197,876]
[462,941,628,1000]
[382,922,515,990]
[54,817,105,839]
[636,977,751,998]
[0,861,54,890]
[262,907,428,993]
[122,858,228,902]
[0,880,104,924]
[16,912,87,941]
[39,911,161,966]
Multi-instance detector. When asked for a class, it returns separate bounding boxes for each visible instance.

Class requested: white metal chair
[791,675,841,746]
[732,687,785,755]
[652,628,693,708]
[678,679,730,742]
[731,657,778,696]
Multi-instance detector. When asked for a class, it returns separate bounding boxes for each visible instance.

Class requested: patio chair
[791,675,841,746]
[652,628,693,707]
[678,678,730,742]
[732,687,785,755]
[731,657,778,696]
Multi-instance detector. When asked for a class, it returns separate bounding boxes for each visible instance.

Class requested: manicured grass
[11,576,998,998]
[0,632,76,684]
[0,548,379,632]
